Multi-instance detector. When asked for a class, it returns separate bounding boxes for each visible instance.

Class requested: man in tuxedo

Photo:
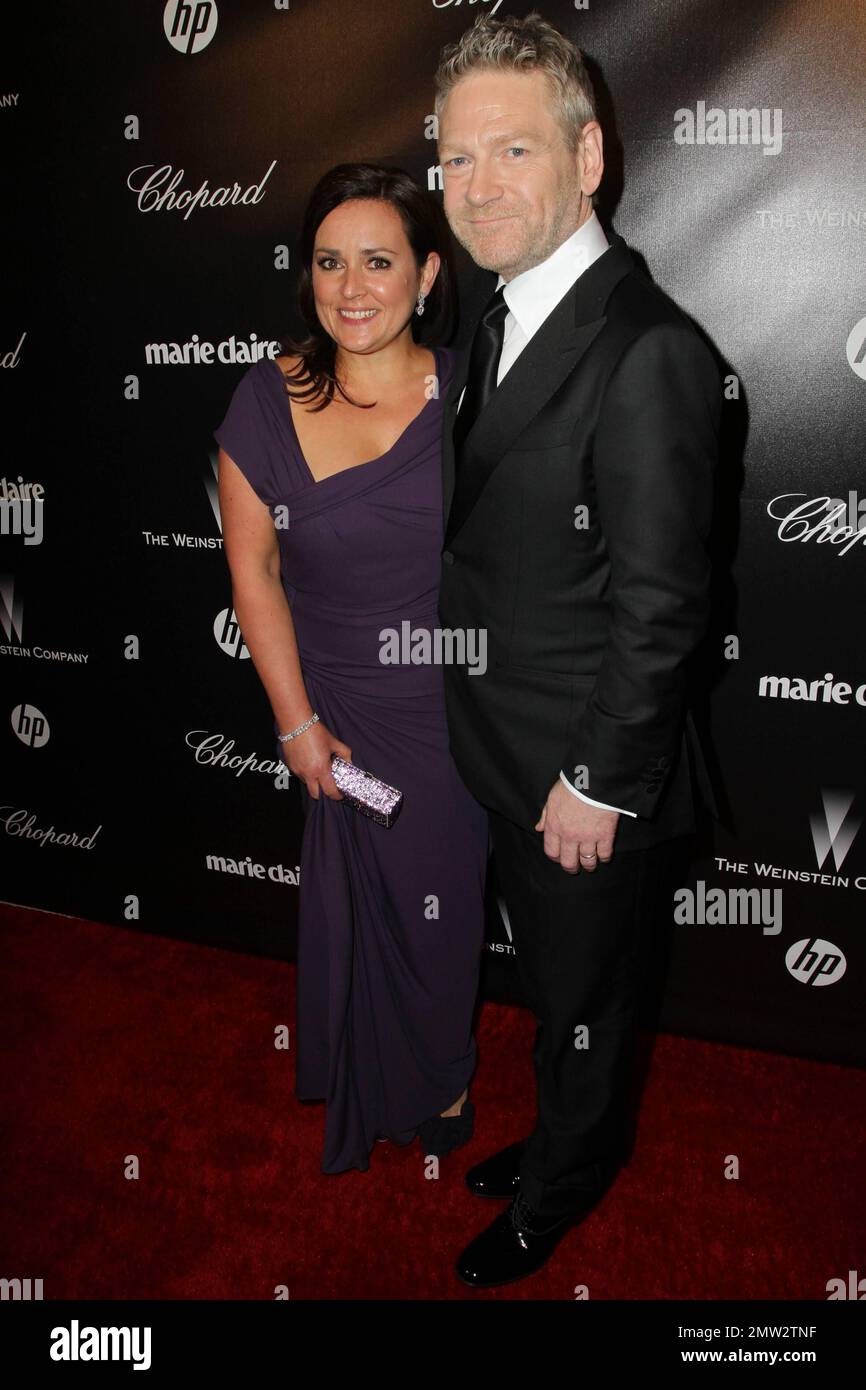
[434,14,721,1287]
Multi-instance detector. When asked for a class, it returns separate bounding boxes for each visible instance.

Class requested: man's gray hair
[434,10,598,151]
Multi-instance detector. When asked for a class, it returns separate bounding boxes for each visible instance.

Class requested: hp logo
[12,703,50,748]
[214,608,250,659]
[785,938,846,987]
[163,1,218,55]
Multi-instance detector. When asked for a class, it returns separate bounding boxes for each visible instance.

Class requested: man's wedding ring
[580,851,597,861]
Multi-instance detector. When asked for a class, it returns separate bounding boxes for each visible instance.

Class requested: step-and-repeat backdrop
[2,1,864,1064]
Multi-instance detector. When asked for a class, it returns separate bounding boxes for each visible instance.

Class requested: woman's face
[311,198,439,355]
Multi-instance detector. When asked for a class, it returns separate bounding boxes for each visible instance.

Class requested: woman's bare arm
[218,447,351,798]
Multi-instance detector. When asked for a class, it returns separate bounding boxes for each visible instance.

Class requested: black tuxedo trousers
[489,810,678,1220]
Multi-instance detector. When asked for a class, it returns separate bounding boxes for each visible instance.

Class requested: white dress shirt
[458,209,636,819]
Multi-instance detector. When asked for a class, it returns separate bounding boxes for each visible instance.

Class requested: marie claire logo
[186,730,287,780]
[674,101,782,156]
[785,937,846,986]
[126,160,276,221]
[766,494,866,557]
[759,674,866,708]
[145,334,280,367]
[164,0,218,55]
[846,316,866,380]
[205,851,300,885]
[0,476,43,503]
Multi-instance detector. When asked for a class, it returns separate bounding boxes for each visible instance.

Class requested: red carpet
[1,903,863,1300]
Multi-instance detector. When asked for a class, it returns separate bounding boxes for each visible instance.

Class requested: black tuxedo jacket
[438,231,721,851]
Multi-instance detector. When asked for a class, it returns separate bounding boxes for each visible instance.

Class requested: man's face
[438,68,599,282]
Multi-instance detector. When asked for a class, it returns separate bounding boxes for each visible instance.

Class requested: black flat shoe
[465,1139,527,1198]
[416,1097,475,1157]
[456,1191,595,1288]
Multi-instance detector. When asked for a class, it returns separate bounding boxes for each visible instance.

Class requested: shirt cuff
[558,770,637,817]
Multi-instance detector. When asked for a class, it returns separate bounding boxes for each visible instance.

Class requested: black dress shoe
[417,1097,475,1157]
[465,1139,527,1198]
[456,1191,596,1289]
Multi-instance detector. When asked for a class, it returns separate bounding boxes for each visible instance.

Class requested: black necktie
[453,286,509,452]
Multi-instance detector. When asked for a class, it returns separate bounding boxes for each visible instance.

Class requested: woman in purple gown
[214,165,488,1175]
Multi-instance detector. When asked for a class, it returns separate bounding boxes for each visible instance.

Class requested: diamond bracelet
[277,712,319,743]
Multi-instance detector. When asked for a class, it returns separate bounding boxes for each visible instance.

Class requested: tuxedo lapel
[442,232,635,549]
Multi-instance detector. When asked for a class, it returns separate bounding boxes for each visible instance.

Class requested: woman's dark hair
[278,163,456,411]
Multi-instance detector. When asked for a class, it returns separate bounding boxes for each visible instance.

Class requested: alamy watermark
[379,621,487,675]
[674,880,783,934]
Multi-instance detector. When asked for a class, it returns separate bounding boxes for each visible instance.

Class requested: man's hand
[534,779,619,873]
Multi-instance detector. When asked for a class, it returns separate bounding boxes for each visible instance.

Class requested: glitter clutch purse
[330,755,403,827]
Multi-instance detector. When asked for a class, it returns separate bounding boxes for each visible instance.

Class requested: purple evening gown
[213,346,489,1174]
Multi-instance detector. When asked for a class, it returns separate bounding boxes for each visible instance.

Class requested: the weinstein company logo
[205,450,222,533]
[846,317,866,381]
[164,0,218,54]
[1,573,23,644]
[140,452,223,555]
[126,161,276,221]
[0,575,88,663]
[810,789,860,872]
[487,893,516,956]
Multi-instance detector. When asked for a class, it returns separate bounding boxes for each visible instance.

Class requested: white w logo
[809,789,861,871]
[496,893,513,944]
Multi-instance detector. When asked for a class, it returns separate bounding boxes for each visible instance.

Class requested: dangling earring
[415,290,426,317]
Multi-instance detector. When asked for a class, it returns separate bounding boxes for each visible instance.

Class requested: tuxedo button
[442,550,454,565]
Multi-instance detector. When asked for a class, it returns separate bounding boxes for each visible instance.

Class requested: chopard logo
[186,730,287,780]
[766,494,866,556]
[126,160,276,221]
[0,808,102,849]
[432,0,506,15]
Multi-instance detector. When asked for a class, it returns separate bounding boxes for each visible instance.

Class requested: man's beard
[453,212,528,274]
